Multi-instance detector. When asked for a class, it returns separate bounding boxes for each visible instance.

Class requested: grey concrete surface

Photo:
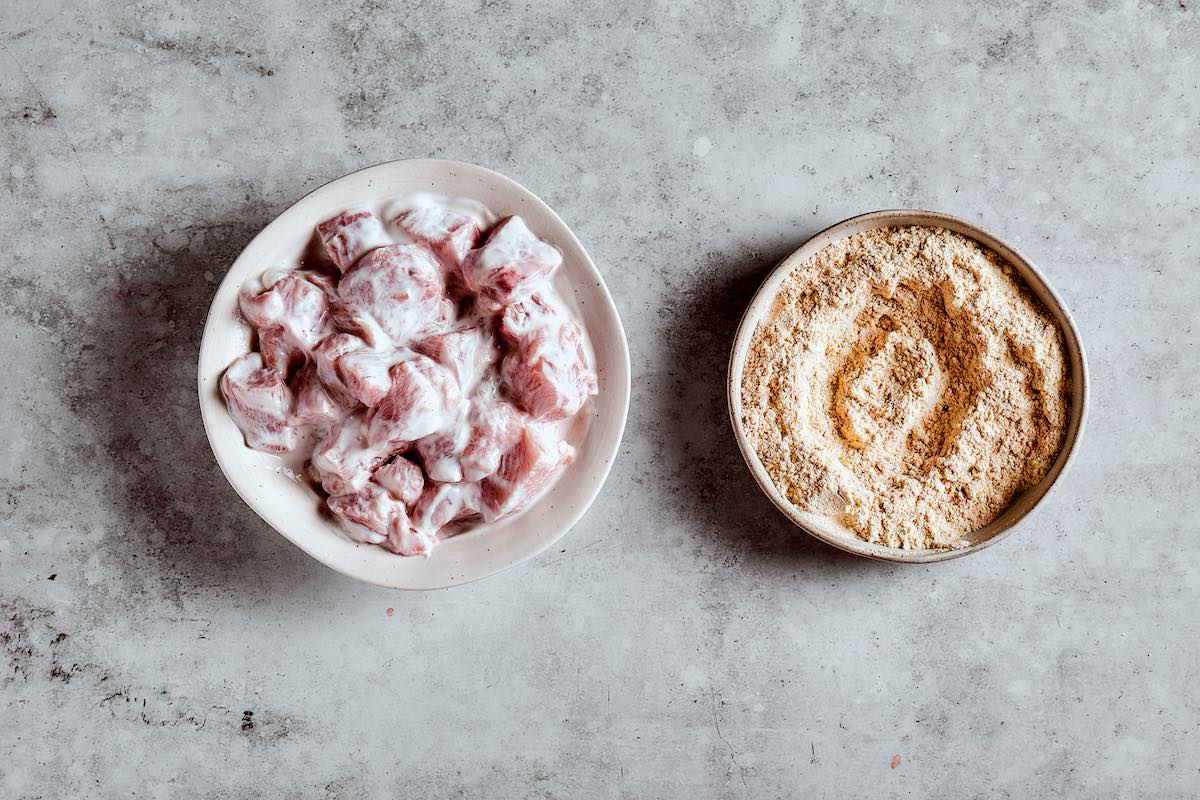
[2,1,1197,797]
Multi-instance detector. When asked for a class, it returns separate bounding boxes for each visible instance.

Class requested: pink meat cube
[373,457,425,508]
[334,244,447,346]
[239,270,335,355]
[383,518,436,557]
[480,425,574,521]
[312,333,408,409]
[368,355,462,448]
[327,481,410,545]
[312,333,365,408]
[498,293,567,347]
[460,396,525,482]
[410,482,482,539]
[412,391,523,483]
[393,203,483,272]
[413,322,499,393]
[462,216,562,306]
[415,424,470,483]
[220,352,298,453]
[337,345,407,408]
[257,325,306,375]
[292,362,354,428]
[317,210,392,273]
[501,319,597,421]
[310,409,397,496]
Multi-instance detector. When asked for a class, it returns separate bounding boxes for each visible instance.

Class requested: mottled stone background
[2,0,1197,797]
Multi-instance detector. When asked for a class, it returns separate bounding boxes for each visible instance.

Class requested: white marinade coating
[221,352,298,453]
[317,211,392,273]
[462,216,563,307]
[310,409,391,496]
[382,192,495,241]
[367,355,463,448]
[220,194,598,556]
[334,244,448,346]
[500,293,597,420]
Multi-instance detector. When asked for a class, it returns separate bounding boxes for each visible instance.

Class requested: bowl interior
[198,160,631,588]
[727,210,1088,563]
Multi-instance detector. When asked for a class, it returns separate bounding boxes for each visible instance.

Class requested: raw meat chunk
[317,210,392,273]
[292,362,353,428]
[413,322,499,394]
[313,333,407,409]
[415,410,472,483]
[384,517,436,557]
[334,244,446,346]
[460,393,525,482]
[381,477,479,555]
[220,352,298,453]
[501,316,597,421]
[327,481,410,545]
[413,391,524,484]
[239,269,331,330]
[258,325,306,376]
[337,346,399,407]
[310,410,397,496]
[498,292,568,346]
[239,270,335,357]
[410,482,482,541]
[462,216,562,306]
[238,271,336,345]
[373,457,425,507]
[394,203,483,273]
[312,333,366,407]
[480,425,574,521]
[369,355,462,447]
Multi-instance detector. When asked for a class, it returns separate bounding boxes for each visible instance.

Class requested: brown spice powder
[740,226,1069,549]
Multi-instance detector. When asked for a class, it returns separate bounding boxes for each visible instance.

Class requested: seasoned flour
[740,226,1069,549]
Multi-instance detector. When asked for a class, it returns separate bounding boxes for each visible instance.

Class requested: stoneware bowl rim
[726,208,1089,563]
[198,158,631,589]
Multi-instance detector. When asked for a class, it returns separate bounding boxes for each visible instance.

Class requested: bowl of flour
[728,210,1088,561]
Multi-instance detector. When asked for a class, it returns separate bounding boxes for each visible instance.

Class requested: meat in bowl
[220,194,598,556]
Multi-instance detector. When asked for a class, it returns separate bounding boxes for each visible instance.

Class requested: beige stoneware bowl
[198,159,631,589]
[727,210,1088,562]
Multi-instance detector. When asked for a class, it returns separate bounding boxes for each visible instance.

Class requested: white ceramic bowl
[728,210,1088,562]
[198,159,631,589]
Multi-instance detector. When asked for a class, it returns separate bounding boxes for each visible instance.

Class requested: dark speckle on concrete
[115,29,277,78]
